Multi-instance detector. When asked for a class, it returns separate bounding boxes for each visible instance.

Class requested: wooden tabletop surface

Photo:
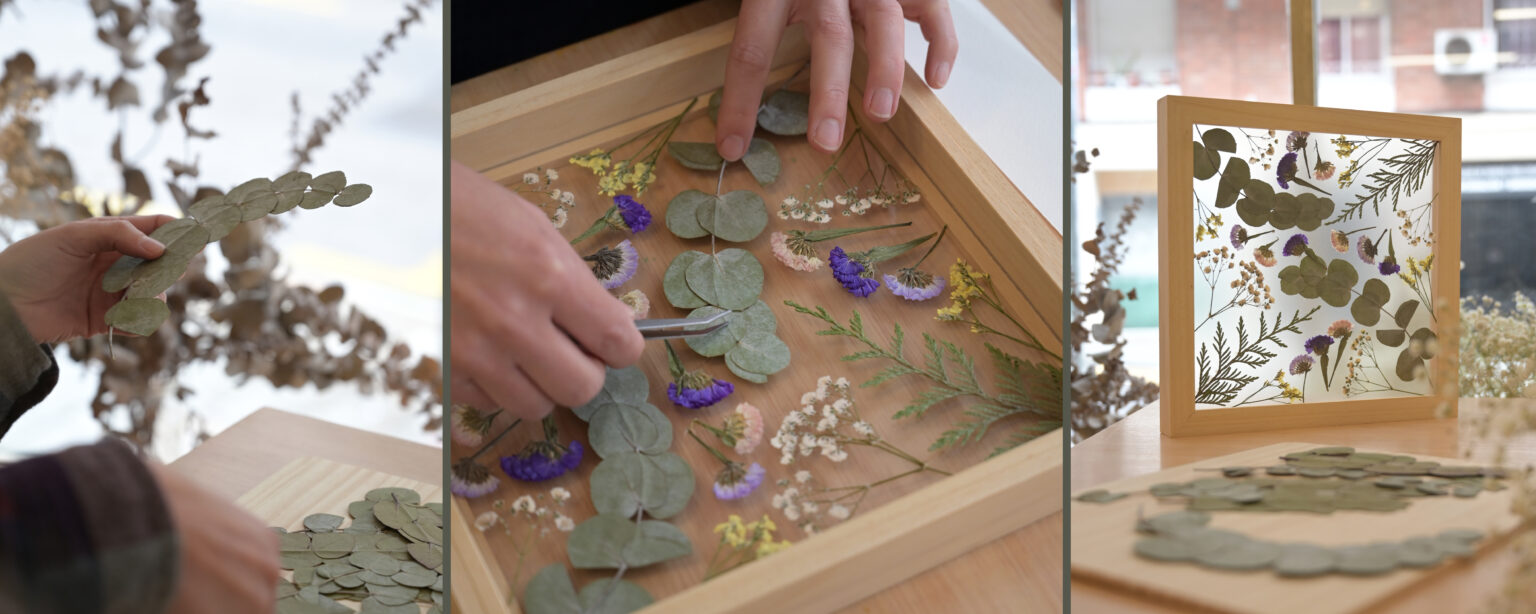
[1070,398,1536,614]
[167,408,441,501]
[450,2,1065,612]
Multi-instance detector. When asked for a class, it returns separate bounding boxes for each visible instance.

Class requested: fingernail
[870,88,896,119]
[814,118,842,151]
[140,238,164,253]
[720,135,746,161]
[933,62,952,88]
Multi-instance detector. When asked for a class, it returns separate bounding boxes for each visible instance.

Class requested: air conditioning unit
[1434,28,1497,75]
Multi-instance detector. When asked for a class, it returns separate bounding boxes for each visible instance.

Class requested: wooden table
[451,2,1065,612]
[1070,398,1536,613]
[168,408,441,501]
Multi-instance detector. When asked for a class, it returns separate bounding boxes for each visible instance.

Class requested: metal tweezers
[635,310,730,340]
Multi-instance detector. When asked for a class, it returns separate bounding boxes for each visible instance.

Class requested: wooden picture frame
[450,18,1064,614]
[1158,96,1462,437]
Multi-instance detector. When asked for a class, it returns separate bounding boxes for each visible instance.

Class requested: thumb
[71,219,166,259]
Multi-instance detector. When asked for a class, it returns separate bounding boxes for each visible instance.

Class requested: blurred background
[1070,0,1536,439]
[0,0,443,461]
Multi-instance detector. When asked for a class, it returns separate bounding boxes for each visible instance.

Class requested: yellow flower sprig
[568,98,697,197]
[704,514,791,581]
[935,259,1060,361]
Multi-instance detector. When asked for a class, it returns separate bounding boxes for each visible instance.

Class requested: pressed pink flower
[1327,319,1352,338]
[1330,230,1349,253]
[620,289,651,319]
[451,459,500,498]
[730,403,765,455]
[1254,245,1277,267]
[451,405,500,448]
[1314,160,1335,180]
[1357,236,1377,264]
[770,231,824,272]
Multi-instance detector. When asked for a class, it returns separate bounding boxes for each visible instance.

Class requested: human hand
[450,161,645,420]
[715,0,957,158]
[151,464,281,614]
[0,216,177,344]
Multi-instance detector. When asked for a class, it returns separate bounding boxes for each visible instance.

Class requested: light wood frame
[1158,95,1462,437]
[449,18,1064,614]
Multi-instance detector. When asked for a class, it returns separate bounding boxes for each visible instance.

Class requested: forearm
[0,290,57,438]
[0,440,179,614]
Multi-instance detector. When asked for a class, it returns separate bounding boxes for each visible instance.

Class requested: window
[1496,0,1536,68]
[1319,16,1385,74]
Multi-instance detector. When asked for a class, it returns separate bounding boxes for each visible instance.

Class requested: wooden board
[236,457,443,612]
[1070,442,1521,614]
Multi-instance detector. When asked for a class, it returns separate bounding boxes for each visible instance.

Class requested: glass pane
[1351,17,1382,73]
[1189,126,1439,407]
[1320,19,1344,73]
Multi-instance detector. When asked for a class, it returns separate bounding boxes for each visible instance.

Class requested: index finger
[552,242,645,369]
[716,0,792,161]
[85,214,177,234]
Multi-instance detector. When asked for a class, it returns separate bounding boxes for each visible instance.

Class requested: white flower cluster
[482,486,575,537]
[838,186,921,217]
[769,375,877,466]
[777,195,834,224]
[769,470,851,532]
[517,167,576,228]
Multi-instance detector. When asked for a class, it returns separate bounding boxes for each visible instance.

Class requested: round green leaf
[663,251,708,309]
[686,248,763,310]
[589,452,694,520]
[1214,157,1249,208]
[1270,194,1299,229]
[742,138,780,186]
[573,366,650,421]
[1352,278,1391,326]
[567,515,691,570]
[272,170,312,213]
[333,183,373,207]
[666,142,724,171]
[227,177,278,221]
[588,402,673,458]
[523,565,580,614]
[738,300,777,338]
[725,352,769,384]
[665,190,712,239]
[199,201,243,241]
[1377,328,1407,347]
[1396,349,1424,382]
[302,171,346,209]
[757,90,808,135]
[577,578,654,614]
[726,331,791,376]
[124,224,208,299]
[101,254,143,292]
[1394,300,1421,329]
[682,306,736,357]
[702,190,767,242]
[303,513,345,533]
[105,298,169,336]
[1193,141,1216,181]
[1202,128,1237,153]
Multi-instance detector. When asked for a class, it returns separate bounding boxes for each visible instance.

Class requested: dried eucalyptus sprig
[523,366,697,614]
[100,170,373,337]
[785,302,1061,455]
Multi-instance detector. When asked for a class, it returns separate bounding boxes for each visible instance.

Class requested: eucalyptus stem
[687,427,733,465]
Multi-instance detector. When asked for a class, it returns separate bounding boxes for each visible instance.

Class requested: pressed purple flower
[614,195,652,233]
[829,246,880,297]
[884,268,946,301]
[502,440,584,482]
[1357,236,1377,264]
[1286,131,1310,152]
[1305,334,1335,356]
[1230,225,1248,249]
[667,376,735,409]
[1277,152,1299,189]
[1379,257,1401,276]
[1282,233,1309,257]
[450,459,500,498]
[712,461,766,500]
[1289,354,1315,375]
[586,240,639,289]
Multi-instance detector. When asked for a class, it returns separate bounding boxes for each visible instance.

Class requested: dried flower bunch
[474,486,575,603]
[1068,192,1159,442]
[1,2,442,450]
[516,167,575,228]
[703,514,790,580]
[1191,125,1439,407]
[767,376,950,533]
[570,99,697,197]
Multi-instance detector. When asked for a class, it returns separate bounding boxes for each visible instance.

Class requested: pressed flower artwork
[1189,123,1440,408]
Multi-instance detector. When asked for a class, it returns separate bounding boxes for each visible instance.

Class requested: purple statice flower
[614,195,651,233]
[884,268,946,301]
[450,459,500,498]
[1379,257,1401,276]
[667,376,735,409]
[829,246,880,297]
[1286,131,1310,152]
[1230,225,1249,249]
[1305,334,1335,356]
[1289,354,1315,376]
[501,440,584,482]
[1282,233,1309,257]
[1277,152,1299,189]
[586,240,638,289]
[713,461,766,500]
[1357,236,1377,264]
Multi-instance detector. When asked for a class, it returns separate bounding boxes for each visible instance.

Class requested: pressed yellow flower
[935,304,964,321]
[714,514,749,548]
[756,538,792,557]
[1331,134,1357,158]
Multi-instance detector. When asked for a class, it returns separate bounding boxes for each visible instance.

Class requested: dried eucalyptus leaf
[576,579,653,614]
[566,514,637,569]
[589,402,673,458]
[687,248,763,310]
[359,598,417,614]
[590,451,694,519]
[665,190,712,239]
[303,513,345,533]
[227,177,278,221]
[105,298,170,336]
[682,306,735,357]
[758,90,809,135]
[621,520,692,567]
[663,251,709,309]
[739,300,777,338]
[102,254,144,293]
[707,88,722,124]
[366,584,419,606]
[523,565,581,614]
[272,170,312,213]
[198,201,242,241]
[666,142,724,171]
[705,190,767,243]
[573,366,650,421]
[725,353,769,384]
[302,171,346,209]
[365,488,422,504]
[741,138,780,185]
[124,224,208,299]
[406,543,442,570]
[310,533,354,559]
[727,331,790,375]
[333,183,373,207]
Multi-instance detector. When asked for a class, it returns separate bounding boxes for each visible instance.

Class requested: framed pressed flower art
[1158,96,1462,437]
